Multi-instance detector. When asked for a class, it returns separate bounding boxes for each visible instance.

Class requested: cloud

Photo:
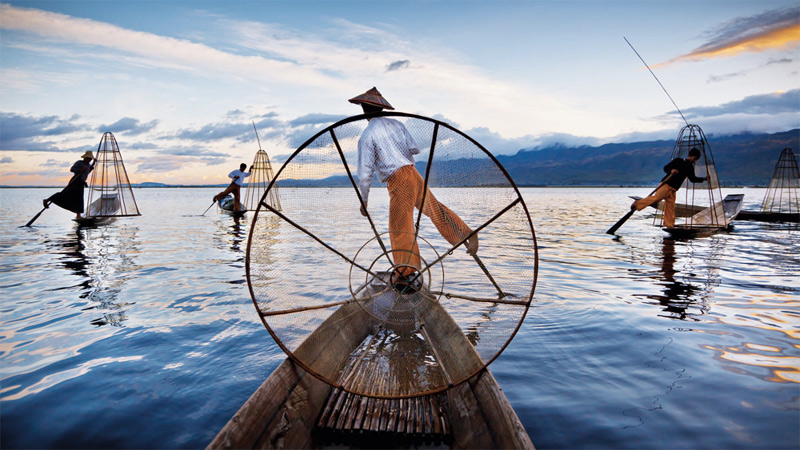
[386,60,411,71]
[0,3,344,89]
[288,114,348,128]
[0,157,13,164]
[99,117,160,135]
[660,6,800,65]
[0,112,90,151]
[41,158,69,168]
[680,89,800,118]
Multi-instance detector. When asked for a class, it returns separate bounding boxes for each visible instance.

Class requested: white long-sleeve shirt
[228,169,251,186]
[356,117,420,203]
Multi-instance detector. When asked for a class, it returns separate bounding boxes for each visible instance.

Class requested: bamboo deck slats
[316,388,450,441]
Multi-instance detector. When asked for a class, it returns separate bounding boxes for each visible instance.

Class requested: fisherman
[213,163,252,212]
[351,87,478,291]
[42,151,95,219]
[631,147,708,228]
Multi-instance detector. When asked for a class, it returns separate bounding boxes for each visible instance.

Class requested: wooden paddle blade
[24,207,47,227]
[606,209,635,235]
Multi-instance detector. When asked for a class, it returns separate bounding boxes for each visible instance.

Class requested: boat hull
[208,299,533,449]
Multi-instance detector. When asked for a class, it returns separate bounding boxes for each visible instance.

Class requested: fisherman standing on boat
[351,87,478,290]
[42,151,95,219]
[213,163,252,213]
[631,147,708,227]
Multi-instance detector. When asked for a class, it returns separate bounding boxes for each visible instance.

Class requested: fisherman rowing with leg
[42,151,95,220]
[351,87,478,293]
[630,147,707,228]
[213,163,252,213]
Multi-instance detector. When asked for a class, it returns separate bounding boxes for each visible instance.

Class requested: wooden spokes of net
[246,112,537,398]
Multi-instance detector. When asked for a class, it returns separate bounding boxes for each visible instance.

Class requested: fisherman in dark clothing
[43,151,95,219]
[631,147,707,227]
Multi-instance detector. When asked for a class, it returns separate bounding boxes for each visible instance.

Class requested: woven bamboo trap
[84,132,140,219]
[761,147,799,215]
[654,124,733,231]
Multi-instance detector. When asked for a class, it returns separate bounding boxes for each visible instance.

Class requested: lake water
[1,187,797,449]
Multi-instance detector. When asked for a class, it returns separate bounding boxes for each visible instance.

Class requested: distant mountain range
[5,129,795,189]
[278,128,799,187]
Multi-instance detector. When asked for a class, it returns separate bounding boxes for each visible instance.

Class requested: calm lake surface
[1,187,798,449]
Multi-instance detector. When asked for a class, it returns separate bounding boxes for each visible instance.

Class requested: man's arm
[356,139,376,207]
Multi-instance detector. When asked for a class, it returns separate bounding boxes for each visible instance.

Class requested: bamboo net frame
[761,148,799,214]
[654,124,726,229]
[85,132,140,218]
[246,112,538,398]
[243,149,281,211]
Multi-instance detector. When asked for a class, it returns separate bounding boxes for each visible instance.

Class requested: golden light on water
[704,344,800,384]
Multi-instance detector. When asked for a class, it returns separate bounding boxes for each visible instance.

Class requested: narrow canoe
[208,290,533,449]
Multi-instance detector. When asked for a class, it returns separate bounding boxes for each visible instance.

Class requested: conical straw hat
[81,151,95,159]
[348,87,394,110]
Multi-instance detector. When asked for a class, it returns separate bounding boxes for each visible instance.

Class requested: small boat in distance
[218,195,245,217]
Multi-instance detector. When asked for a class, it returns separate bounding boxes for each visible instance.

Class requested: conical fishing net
[761,148,799,214]
[243,149,281,211]
[654,124,727,229]
[85,132,140,218]
[246,113,537,398]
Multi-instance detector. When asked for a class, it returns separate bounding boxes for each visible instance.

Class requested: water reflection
[650,239,701,320]
[50,224,140,327]
[213,214,247,256]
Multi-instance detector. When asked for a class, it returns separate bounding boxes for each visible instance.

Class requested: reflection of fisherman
[631,147,707,228]
[213,163,251,212]
[351,87,478,287]
[43,151,95,219]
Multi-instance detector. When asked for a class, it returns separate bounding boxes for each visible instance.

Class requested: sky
[0,0,798,186]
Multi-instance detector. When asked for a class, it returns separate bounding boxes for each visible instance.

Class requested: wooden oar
[23,206,49,227]
[606,173,673,235]
[472,253,505,298]
[200,201,216,216]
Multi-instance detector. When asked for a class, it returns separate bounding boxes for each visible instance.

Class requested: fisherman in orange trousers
[351,87,478,291]
[631,147,707,227]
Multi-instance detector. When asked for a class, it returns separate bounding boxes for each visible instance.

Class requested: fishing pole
[252,121,262,151]
[623,37,689,127]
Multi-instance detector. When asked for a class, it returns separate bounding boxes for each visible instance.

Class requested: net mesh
[654,124,727,229]
[85,132,140,218]
[243,149,282,211]
[761,148,799,214]
[246,113,537,398]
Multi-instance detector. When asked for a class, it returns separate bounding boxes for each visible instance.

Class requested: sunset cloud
[659,6,799,65]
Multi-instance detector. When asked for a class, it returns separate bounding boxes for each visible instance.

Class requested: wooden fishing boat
[629,196,704,218]
[211,112,538,449]
[663,193,744,238]
[735,210,799,223]
[208,274,533,449]
[218,195,246,217]
[73,193,119,226]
